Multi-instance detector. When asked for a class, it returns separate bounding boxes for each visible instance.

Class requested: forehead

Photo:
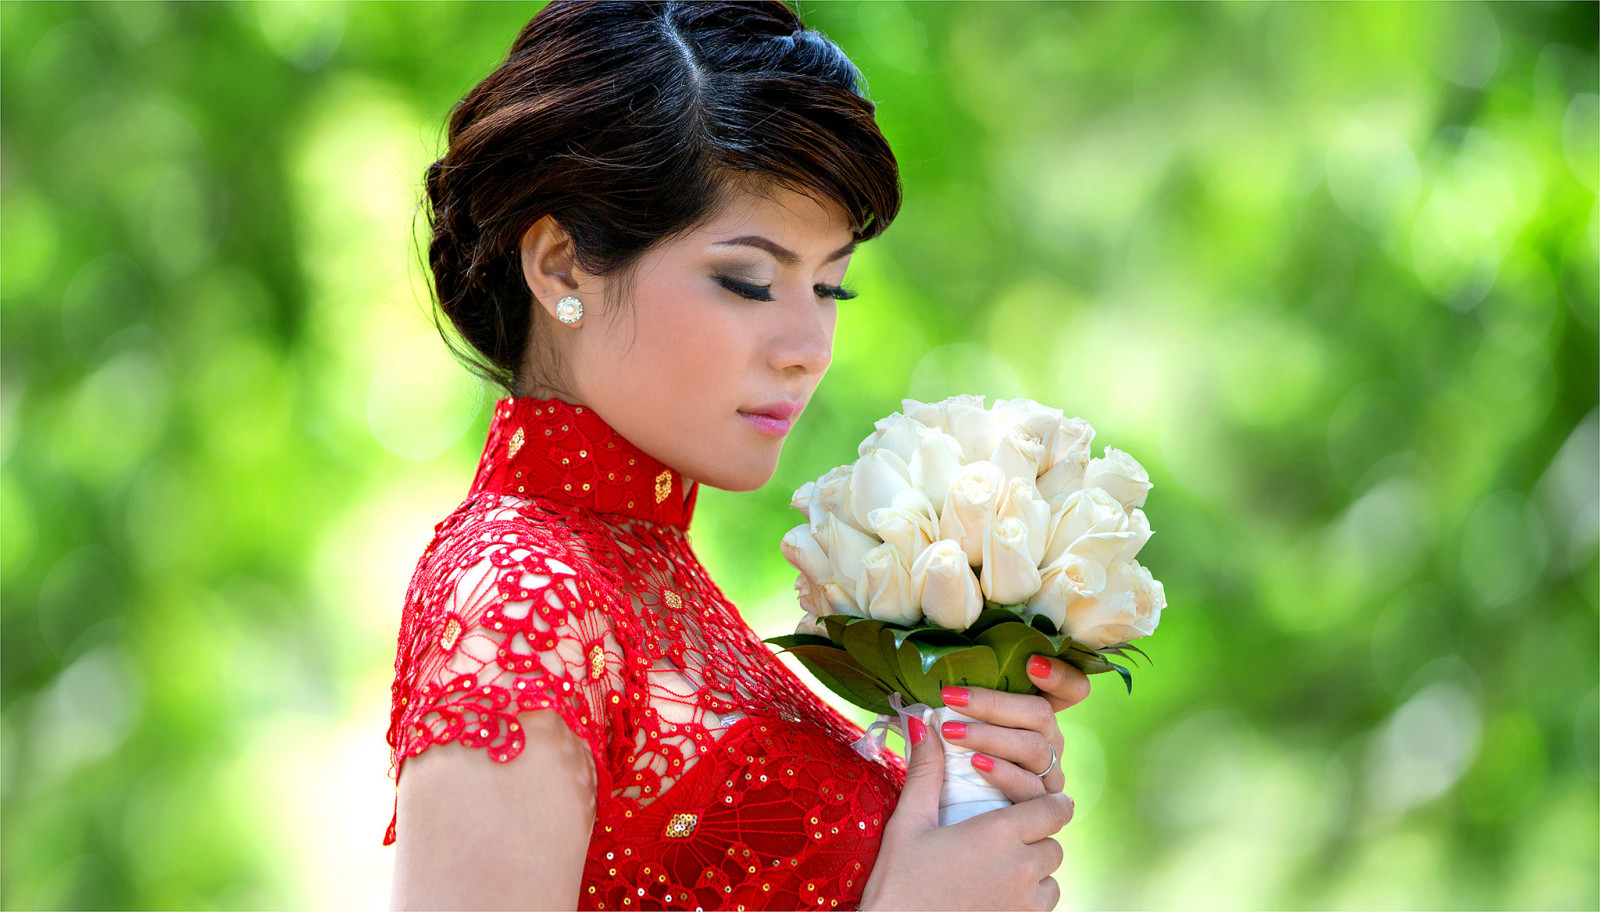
[696,181,855,247]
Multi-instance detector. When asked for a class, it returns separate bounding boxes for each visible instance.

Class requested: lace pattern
[385,397,905,910]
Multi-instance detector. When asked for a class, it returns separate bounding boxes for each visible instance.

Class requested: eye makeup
[715,276,858,301]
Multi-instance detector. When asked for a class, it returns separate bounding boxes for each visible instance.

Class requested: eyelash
[716,276,858,302]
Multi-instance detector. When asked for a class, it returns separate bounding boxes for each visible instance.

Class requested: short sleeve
[384,503,622,845]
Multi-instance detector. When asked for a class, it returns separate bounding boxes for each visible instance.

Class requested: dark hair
[422,0,902,394]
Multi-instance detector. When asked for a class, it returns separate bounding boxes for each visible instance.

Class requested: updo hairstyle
[422,0,902,394]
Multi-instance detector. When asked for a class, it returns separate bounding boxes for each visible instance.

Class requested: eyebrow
[711,235,858,267]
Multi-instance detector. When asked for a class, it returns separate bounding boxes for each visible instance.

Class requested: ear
[519,215,581,319]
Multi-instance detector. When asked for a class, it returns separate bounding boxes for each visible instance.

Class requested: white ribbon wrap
[850,694,1013,826]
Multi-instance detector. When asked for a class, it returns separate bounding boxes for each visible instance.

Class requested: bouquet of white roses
[764,395,1166,824]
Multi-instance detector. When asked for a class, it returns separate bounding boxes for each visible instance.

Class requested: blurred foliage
[2,1,1596,909]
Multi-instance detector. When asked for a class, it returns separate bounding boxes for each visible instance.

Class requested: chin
[690,453,780,493]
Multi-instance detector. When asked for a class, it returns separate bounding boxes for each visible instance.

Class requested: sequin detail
[384,396,903,911]
[439,615,462,652]
[664,812,699,839]
[654,469,672,504]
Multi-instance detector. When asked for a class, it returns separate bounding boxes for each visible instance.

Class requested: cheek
[620,284,748,384]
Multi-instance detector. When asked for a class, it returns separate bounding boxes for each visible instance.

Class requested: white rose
[1037,417,1094,509]
[980,515,1044,606]
[1059,559,1164,648]
[791,480,816,521]
[1023,552,1108,632]
[856,542,922,626]
[901,394,985,436]
[938,460,1007,566]
[987,425,1046,490]
[795,575,829,634]
[908,425,964,516]
[911,539,983,631]
[803,464,859,533]
[945,396,1003,464]
[1084,447,1152,511]
[1042,487,1130,568]
[816,512,879,595]
[817,578,864,616]
[780,523,833,589]
[1113,507,1153,564]
[993,398,1066,453]
[857,411,925,463]
[848,448,913,534]
[868,488,940,569]
[1043,416,1095,474]
[996,477,1051,567]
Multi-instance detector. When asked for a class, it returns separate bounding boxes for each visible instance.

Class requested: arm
[389,709,597,911]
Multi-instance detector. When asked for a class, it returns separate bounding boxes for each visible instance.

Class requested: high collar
[468,396,699,531]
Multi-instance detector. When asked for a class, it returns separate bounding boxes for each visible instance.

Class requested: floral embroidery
[385,397,904,911]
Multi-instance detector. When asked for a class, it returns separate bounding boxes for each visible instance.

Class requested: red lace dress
[385,396,905,910]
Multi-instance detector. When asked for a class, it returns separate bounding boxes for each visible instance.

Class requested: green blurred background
[2,1,1596,908]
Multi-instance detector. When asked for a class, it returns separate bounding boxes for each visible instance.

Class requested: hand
[938,656,1090,800]
[859,709,1074,912]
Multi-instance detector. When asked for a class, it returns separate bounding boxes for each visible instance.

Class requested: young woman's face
[520,182,856,494]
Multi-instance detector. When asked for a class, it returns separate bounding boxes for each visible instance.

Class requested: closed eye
[716,276,774,301]
[716,276,858,302]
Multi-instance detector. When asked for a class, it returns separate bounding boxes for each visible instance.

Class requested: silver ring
[1036,743,1058,779]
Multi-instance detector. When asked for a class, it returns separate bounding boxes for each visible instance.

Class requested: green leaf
[777,643,895,713]
[841,619,902,692]
[763,633,837,650]
[923,643,1001,690]
[966,605,1031,637]
[889,635,948,706]
[821,614,856,647]
[895,625,970,648]
[974,620,1057,692]
[1109,661,1133,694]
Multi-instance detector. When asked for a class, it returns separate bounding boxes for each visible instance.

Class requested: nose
[769,295,833,377]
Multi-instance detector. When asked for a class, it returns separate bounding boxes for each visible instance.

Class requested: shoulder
[408,493,603,619]
[388,493,627,765]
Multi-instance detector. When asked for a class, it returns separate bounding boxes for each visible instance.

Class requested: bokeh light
[2,2,1595,909]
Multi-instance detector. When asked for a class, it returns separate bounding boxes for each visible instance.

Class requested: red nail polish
[908,715,926,745]
[941,686,970,707]
[972,753,995,773]
[941,721,967,740]
[1028,655,1052,679]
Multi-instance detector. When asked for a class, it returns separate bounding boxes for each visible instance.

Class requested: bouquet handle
[850,695,1012,826]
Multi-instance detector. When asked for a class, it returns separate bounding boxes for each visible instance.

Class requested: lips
[739,401,803,421]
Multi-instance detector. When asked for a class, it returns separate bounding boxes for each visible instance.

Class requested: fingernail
[972,753,995,773]
[1028,655,1052,679]
[941,721,967,741]
[1066,796,1076,822]
[908,715,926,745]
[941,686,970,707]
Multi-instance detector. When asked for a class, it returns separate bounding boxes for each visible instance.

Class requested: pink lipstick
[738,400,802,437]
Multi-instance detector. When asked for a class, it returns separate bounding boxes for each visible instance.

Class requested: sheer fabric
[385,396,905,910]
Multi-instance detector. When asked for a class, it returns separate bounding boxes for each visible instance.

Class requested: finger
[941,719,1055,780]
[1025,655,1091,712]
[992,791,1075,845]
[1036,875,1062,912]
[941,686,1058,740]
[1029,832,1064,877]
[966,751,1049,805]
[894,708,944,831]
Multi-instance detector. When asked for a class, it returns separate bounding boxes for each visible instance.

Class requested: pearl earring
[555,295,583,325]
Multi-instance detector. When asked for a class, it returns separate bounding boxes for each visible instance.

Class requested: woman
[384,3,1089,909]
